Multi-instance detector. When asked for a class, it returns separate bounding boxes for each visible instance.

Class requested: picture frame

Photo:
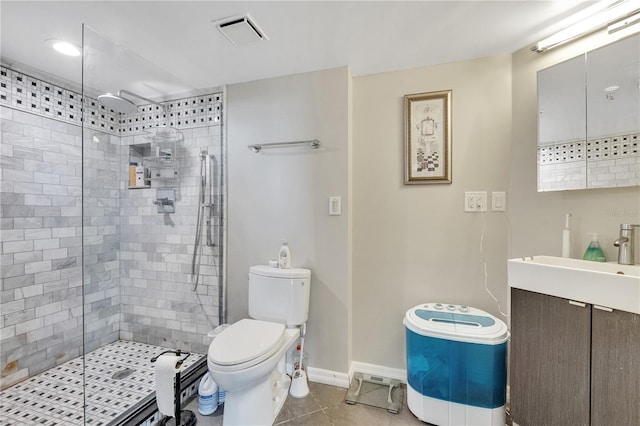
[404,90,452,184]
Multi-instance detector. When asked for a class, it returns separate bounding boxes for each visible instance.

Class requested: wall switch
[329,196,342,216]
[491,191,506,211]
[464,192,487,212]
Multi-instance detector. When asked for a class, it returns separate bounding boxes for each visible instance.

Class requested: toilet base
[222,370,292,426]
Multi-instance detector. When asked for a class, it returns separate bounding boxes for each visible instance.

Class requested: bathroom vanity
[507,257,640,426]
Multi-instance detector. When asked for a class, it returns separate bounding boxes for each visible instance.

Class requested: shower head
[97,93,137,114]
[97,89,167,114]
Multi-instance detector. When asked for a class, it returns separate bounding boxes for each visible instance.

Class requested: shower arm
[118,89,167,113]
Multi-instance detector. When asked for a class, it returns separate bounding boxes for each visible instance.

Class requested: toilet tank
[248,265,311,326]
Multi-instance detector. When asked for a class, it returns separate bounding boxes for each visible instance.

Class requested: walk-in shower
[0,24,224,425]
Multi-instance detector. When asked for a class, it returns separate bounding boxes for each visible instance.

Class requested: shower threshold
[0,340,205,426]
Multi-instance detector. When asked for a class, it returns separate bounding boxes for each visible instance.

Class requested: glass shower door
[81,24,224,425]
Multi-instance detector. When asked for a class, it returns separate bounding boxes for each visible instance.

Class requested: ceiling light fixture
[46,39,81,56]
[607,9,640,33]
[532,0,639,53]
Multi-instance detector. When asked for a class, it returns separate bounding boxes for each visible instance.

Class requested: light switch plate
[491,191,506,211]
[329,196,342,216]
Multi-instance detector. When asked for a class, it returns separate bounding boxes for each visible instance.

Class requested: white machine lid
[209,319,285,366]
[404,303,509,344]
[250,265,311,279]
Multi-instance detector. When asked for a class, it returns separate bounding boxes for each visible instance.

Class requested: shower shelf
[143,156,178,181]
[128,139,178,189]
[143,156,175,166]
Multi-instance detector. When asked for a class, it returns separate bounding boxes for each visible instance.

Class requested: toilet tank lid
[250,265,311,279]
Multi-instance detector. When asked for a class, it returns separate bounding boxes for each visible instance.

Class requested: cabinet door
[591,307,640,426]
[510,289,591,426]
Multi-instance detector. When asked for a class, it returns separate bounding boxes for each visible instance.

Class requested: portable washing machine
[404,303,508,426]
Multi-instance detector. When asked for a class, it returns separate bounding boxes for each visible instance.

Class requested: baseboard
[306,362,407,389]
[349,361,407,383]
[306,367,351,389]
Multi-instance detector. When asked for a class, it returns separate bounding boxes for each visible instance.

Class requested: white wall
[226,67,352,376]
[352,55,512,370]
[224,28,640,380]
[510,28,640,261]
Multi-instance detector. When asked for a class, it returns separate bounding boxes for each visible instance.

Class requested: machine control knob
[434,303,443,310]
[447,304,456,311]
[460,305,469,313]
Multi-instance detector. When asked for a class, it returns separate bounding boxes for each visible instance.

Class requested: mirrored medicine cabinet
[537,33,640,192]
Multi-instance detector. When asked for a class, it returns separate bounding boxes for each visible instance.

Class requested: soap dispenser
[583,233,607,262]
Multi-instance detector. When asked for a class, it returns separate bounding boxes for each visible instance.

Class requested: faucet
[613,224,639,265]
[153,197,175,213]
[153,197,170,205]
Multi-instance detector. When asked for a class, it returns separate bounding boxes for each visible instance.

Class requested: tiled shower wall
[0,108,120,390]
[81,129,122,354]
[1,65,224,388]
[119,126,223,355]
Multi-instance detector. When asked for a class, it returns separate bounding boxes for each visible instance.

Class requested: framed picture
[404,90,452,184]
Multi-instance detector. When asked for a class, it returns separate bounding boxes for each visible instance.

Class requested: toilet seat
[209,319,285,371]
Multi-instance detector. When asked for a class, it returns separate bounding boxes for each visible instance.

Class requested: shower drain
[111,368,135,380]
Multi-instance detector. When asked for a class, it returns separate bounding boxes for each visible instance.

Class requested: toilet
[207,265,311,426]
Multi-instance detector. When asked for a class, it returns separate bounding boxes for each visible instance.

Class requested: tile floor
[0,340,203,426]
[184,381,425,426]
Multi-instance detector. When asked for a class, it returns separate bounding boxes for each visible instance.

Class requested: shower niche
[127,130,181,188]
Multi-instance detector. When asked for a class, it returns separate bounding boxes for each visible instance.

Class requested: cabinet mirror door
[537,55,587,191]
[537,34,640,192]
[586,34,640,189]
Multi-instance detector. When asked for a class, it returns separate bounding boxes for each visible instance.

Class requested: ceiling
[0,1,594,99]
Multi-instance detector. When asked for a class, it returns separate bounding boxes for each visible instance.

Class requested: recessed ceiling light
[46,39,81,57]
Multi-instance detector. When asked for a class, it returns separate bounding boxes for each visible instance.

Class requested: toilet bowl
[207,266,311,426]
[208,319,300,425]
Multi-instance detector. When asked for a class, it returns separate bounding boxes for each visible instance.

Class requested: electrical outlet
[464,192,487,212]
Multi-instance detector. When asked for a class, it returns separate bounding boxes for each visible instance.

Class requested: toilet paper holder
[151,349,197,426]
[151,349,190,368]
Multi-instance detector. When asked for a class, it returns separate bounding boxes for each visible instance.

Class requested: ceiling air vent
[214,13,268,46]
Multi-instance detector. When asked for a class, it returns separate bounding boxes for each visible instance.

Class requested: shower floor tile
[0,340,203,426]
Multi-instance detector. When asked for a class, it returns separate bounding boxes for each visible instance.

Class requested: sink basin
[508,256,640,314]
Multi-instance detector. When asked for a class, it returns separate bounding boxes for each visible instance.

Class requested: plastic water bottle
[198,372,218,415]
[218,387,226,405]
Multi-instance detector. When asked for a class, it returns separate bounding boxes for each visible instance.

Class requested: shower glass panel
[0,27,87,426]
[82,24,224,424]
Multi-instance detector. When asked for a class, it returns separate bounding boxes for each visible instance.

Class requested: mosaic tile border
[0,340,204,426]
[538,132,639,165]
[586,133,639,161]
[0,65,222,137]
[118,94,222,136]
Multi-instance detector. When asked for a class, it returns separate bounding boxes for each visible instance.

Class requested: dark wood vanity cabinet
[510,288,640,426]
[510,288,591,426]
[590,306,640,426]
